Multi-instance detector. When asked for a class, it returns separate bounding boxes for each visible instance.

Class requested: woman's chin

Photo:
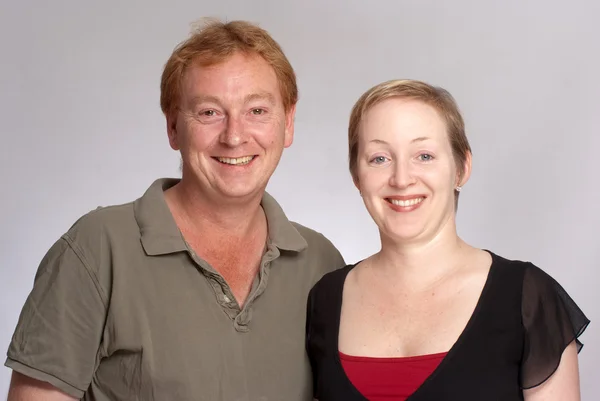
[380,226,426,245]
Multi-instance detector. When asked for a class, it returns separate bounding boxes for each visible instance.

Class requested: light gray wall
[1,0,598,397]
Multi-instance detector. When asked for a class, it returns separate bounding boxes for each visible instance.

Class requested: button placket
[212,275,239,309]
[187,241,280,329]
[232,244,280,332]
[218,279,238,308]
[251,245,279,301]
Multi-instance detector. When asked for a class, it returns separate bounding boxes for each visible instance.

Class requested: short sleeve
[5,235,108,398]
[520,263,590,389]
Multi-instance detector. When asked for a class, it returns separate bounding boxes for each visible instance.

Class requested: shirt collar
[134,178,307,256]
[261,191,307,252]
[134,178,188,256]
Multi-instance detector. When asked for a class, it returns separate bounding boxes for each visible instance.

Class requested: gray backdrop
[1,0,598,398]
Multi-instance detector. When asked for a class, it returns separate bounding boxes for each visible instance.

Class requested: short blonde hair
[348,79,471,199]
[160,19,298,117]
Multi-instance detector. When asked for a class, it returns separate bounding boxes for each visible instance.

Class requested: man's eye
[201,110,216,117]
[251,108,265,115]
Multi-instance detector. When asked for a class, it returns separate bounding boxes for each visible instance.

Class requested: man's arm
[7,372,77,401]
[6,234,108,399]
[523,341,581,401]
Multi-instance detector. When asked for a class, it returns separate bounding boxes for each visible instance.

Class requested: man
[6,19,344,400]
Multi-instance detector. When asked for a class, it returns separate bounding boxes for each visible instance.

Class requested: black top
[306,252,590,401]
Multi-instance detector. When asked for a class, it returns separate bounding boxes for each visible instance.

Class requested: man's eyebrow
[188,92,276,107]
[244,92,276,105]
[189,95,221,106]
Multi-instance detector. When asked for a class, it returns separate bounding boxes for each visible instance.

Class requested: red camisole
[339,351,448,401]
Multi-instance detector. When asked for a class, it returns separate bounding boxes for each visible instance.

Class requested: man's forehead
[181,54,281,100]
[189,91,277,105]
[187,52,276,79]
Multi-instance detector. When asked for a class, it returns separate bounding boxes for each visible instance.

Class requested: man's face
[168,52,295,203]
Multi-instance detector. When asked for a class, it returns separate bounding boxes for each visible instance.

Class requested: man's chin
[214,184,267,202]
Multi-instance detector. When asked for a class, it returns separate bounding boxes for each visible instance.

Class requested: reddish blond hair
[349,79,471,201]
[160,19,298,117]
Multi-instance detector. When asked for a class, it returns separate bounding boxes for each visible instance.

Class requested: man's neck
[164,180,266,239]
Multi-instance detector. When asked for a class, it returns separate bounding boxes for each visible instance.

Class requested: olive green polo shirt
[5,178,345,400]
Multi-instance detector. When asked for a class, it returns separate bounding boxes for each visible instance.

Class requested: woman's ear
[458,151,472,187]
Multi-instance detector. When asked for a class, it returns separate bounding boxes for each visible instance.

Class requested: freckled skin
[356,98,462,245]
[167,52,295,205]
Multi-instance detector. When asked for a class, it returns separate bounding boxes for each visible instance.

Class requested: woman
[305,79,590,400]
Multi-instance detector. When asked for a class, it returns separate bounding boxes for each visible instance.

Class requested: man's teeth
[389,197,424,207]
[217,156,254,165]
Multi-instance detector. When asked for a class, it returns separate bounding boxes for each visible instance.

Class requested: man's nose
[219,115,246,147]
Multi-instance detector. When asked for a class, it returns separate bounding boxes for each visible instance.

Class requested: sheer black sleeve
[520,263,590,389]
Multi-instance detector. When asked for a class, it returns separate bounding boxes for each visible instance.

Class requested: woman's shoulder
[486,250,532,270]
[487,251,591,389]
[306,264,357,327]
[486,250,565,285]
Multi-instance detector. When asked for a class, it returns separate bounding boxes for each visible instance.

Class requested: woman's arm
[523,341,581,401]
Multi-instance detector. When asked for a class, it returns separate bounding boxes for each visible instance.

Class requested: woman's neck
[371,223,474,291]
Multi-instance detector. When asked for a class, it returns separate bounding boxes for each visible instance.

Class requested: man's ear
[284,104,296,148]
[353,174,362,196]
[167,112,180,151]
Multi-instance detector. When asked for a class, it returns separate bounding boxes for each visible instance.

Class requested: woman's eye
[419,154,434,161]
[372,156,388,164]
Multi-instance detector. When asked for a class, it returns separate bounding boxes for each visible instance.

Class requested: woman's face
[355,98,470,245]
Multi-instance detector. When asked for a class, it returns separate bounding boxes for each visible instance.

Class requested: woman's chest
[338,288,480,357]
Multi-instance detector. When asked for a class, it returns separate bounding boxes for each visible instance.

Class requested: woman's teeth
[388,197,424,207]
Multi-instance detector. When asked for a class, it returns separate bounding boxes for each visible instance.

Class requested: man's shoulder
[289,221,338,253]
[288,221,346,272]
[64,200,138,242]
[44,199,144,290]
[289,221,332,246]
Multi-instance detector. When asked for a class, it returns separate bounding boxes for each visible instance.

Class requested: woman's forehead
[359,99,449,144]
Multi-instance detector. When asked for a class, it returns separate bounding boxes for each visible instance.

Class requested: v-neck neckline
[332,251,498,400]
